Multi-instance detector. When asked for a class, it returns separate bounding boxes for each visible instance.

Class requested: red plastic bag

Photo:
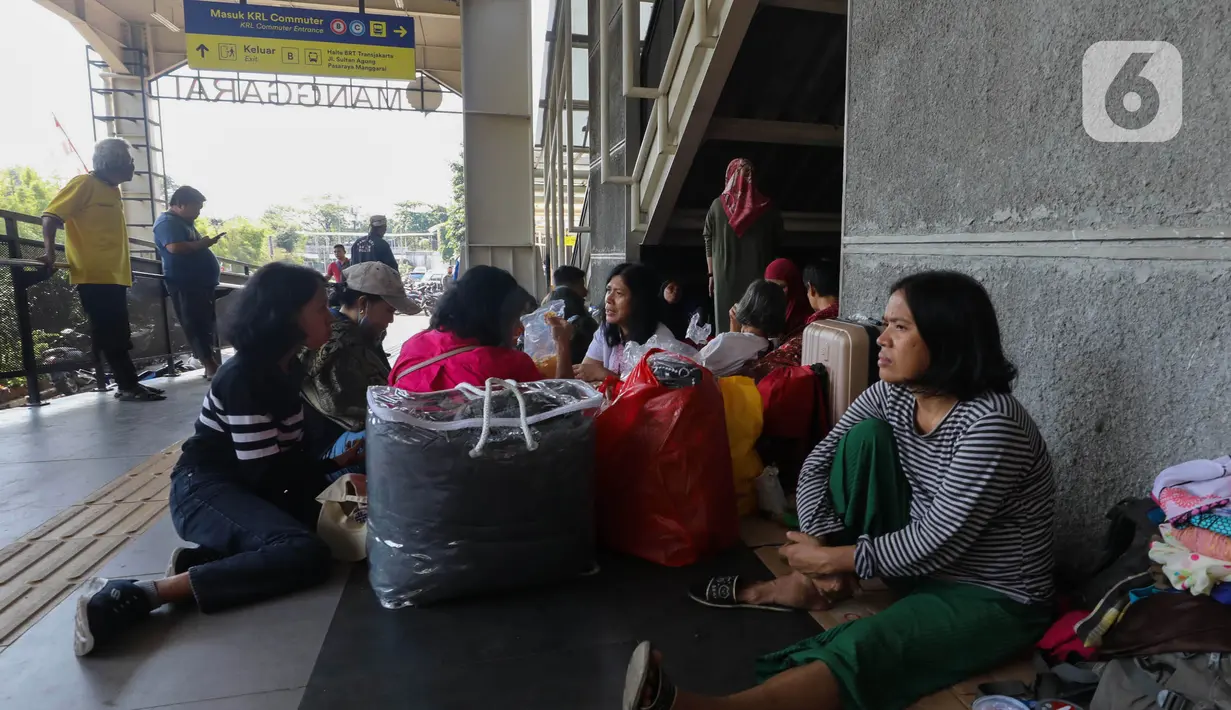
[594,351,739,566]
[758,365,830,440]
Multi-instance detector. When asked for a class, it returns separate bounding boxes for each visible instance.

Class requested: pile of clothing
[1024,457,1231,709]
[1150,456,1231,602]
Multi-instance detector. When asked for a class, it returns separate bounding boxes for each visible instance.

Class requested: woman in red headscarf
[743,261,840,382]
[705,158,783,333]
[764,258,813,336]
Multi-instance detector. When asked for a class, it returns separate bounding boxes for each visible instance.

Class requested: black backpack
[1065,497,1160,610]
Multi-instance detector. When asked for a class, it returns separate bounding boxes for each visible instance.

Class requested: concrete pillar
[459,0,543,295]
[584,0,640,297]
[841,0,1231,559]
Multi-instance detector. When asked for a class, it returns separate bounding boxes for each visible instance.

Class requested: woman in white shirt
[698,279,787,377]
[575,263,679,381]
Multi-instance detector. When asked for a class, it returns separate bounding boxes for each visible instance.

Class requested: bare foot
[737,571,843,611]
[813,573,858,603]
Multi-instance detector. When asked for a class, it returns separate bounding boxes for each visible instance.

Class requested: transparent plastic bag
[755,465,788,520]
[846,313,885,327]
[365,379,602,608]
[648,352,702,388]
[619,335,700,380]
[685,311,712,344]
[521,299,564,378]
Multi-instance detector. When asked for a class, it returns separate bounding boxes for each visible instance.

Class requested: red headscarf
[765,258,811,336]
[720,158,772,237]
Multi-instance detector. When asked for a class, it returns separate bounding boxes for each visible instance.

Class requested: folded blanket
[1150,523,1231,596]
[1170,523,1231,561]
[1151,456,1231,524]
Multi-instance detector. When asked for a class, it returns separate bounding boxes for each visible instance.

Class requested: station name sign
[183,0,415,80]
[157,75,430,112]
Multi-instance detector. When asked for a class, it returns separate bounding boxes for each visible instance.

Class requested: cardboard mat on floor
[0,443,181,646]
[739,517,1036,710]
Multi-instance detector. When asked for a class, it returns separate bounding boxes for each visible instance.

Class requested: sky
[0,0,549,221]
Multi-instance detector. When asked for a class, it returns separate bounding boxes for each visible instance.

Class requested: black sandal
[623,641,677,710]
[114,388,166,402]
[138,384,166,395]
[687,575,794,612]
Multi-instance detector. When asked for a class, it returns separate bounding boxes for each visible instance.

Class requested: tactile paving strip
[0,443,181,646]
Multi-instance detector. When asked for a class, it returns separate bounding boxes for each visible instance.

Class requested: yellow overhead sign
[183,1,415,81]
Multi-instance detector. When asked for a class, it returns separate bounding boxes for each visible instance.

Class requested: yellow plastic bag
[718,376,764,517]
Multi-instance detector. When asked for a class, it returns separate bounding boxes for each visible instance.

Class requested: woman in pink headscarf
[704,158,783,332]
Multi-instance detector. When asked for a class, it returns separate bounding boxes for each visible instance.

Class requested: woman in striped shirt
[625,271,1056,710]
[72,262,363,656]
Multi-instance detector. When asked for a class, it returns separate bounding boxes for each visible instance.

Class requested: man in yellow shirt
[41,138,164,402]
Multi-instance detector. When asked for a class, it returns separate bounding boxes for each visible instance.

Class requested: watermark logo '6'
[1082,41,1182,143]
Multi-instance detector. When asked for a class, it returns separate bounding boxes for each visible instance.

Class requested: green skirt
[758,419,1051,710]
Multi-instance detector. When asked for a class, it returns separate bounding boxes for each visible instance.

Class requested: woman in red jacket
[389,265,573,392]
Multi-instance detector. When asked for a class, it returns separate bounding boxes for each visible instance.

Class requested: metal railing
[0,209,256,406]
[597,0,720,233]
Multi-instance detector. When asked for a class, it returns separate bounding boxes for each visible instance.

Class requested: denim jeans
[169,466,333,614]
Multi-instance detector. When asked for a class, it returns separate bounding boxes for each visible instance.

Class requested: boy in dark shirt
[546,265,598,365]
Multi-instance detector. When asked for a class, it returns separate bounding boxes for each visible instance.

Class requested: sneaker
[165,546,222,577]
[73,578,152,656]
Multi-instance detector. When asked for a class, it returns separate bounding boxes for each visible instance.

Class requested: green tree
[262,205,304,253]
[305,196,362,233]
[213,217,271,265]
[440,157,465,261]
[0,166,64,239]
[391,201,447,235]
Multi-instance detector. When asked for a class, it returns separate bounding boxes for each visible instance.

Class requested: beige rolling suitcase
[801,319,883,423]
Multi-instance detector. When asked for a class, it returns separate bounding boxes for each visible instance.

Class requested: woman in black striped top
[72,262,363,656]
[624,271,1057,710]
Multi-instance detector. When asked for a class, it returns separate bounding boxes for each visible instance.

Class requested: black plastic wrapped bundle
[365,379,602,608]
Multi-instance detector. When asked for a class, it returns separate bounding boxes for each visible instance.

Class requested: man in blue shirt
[349,215,398,272]
[153,186,222,378]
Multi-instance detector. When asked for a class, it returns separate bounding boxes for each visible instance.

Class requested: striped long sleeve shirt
[797,381,1056,604]
[177,353,337,489]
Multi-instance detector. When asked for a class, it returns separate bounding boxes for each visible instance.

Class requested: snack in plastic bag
[685,311,712,345]
[521,299,564,378]
[365,378,602,607]
[619,334,700,380]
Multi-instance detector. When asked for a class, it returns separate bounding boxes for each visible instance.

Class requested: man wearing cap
[300,262,420,457]
[350,215,398,272]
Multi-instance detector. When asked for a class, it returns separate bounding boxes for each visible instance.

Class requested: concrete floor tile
[130,688,305,710]
[96,513,186,578]
[0,568,346,710]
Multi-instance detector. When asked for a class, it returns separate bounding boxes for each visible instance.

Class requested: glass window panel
[571,47,589,101]
[571,0,588,36]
